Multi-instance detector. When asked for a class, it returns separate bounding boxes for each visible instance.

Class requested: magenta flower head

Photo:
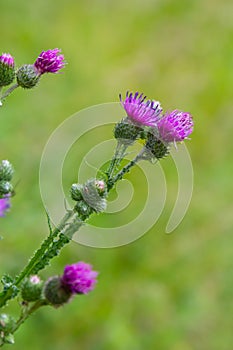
[0,53,14,67]
[0,197,10,217]
[34,48,65,74]
[0,53,15,87]
[61,261,98,295]
[120,91,162,127]
[157,110,194,143]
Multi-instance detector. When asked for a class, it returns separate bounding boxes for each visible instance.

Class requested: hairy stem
[0,211,74,308]
[0,84,19,102]
[106,142,128,179]
[107,151,144,191]
[15,210,74,286]
[11,299,48,334]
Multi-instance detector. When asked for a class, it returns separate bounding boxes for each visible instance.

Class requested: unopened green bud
[75,200,93,218]
[145,133,170,159]
[0,313,15,345]
[21,276,43,302]
[0,314,16,333]
[95,180,107,197]
[70,183,83,201]
[81,179,107,213]
[16,64,40,89]
[2,333,14,345]
[0,181,13,196]
[114,120,142,144]
[43,276,72,307]
[0,160,14,181]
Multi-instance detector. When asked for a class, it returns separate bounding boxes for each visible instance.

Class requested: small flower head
[61,262,98,295]
[0,53,15,87]
[34,49,65,74]
[0,198,10,217]
[0,53,14,67]
[95,180,106,195]
[120,91,162,127]
[21,275,43,302]
[157,110,194,143]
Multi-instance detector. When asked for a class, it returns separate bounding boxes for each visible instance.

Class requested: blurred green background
[1,0,233,349]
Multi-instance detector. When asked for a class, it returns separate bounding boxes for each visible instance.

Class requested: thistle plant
[0,49,194,347]
[0,49,65,104]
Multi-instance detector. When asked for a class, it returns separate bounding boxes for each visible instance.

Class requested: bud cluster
[0,49,65,104]
[70,179,107,220]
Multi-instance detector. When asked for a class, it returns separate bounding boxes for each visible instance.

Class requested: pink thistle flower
[0,53,14,67]
[157,110,194,143]
[120,91,162,127]
[34,48,65,74]
[0,53,15,87]
[61,262,98,295]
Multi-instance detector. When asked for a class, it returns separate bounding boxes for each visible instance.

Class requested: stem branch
[0,84,19,102]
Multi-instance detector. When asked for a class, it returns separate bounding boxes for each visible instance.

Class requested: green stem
[15,210,74,286]
[0,83,19,102]
[0,146,145,309]
[31,215,83,275]
[106,142,128,179]
[110,147,157,189]
[107,151,144,191]
[0,211,74,308]
[11,299,48,334]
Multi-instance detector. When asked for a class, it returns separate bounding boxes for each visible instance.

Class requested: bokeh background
[1,0,233,349]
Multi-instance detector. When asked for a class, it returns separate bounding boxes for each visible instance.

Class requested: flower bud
[80,179,107,213]
[114,120,142,144]
[145,133,170,159]
[0,313,15,345]
[43,276,72,307]
[0,314,16,333]
[70,183,83,201]
[1,333,14,345]
[72,179,107,218]
[95,180,107,197]
[16,64,40,89]
[21,276,43,302]
[75,200,93,218]
[0,181,13,196]
[0,53,15,87]
[0,160,14,182]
